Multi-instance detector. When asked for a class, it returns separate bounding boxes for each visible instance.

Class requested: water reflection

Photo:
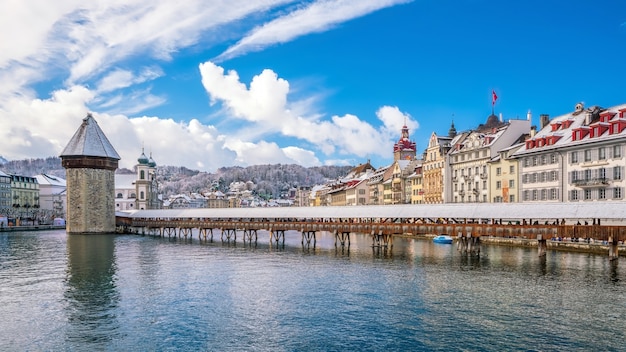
[65,234,121,347]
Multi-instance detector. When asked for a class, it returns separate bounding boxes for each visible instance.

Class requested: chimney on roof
[540,114,550,130]
[530,125,537,138]
[585,111,592,125]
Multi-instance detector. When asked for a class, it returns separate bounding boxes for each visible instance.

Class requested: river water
[0,229,624,351]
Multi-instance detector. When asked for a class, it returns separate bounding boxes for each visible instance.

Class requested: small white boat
[433,235,453,244]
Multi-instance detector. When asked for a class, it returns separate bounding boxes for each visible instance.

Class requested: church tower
[393,124,417,161]
[135,149,159,210]
[60,113,120,234]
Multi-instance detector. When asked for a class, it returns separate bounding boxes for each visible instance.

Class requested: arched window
[140,170,145,180]
[130,193,136,198]
[116,193,123,198]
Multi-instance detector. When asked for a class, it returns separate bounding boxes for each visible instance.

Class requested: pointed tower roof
[60,113,120,159]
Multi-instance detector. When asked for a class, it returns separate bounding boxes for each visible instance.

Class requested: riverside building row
[308,102,626,206]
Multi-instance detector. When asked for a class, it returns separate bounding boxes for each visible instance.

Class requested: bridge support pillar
[609,236,619,261]
[199,228,213,241]
[243,229,258,243]
[457,233,467,253]
[270,228,285,245]
[179,228,192,238]
[372,231,392,248]
[302,230,316,246]
[537,234,547,257]
[334,230,350,247]
[164,227,176,237]
[221,228,237,242]
[470,235,480,256]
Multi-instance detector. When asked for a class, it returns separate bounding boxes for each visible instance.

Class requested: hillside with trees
[0,157,352,199]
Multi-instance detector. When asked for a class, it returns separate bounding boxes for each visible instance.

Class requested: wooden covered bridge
[116,202,626,259]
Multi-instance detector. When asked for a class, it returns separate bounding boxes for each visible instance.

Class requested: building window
[140,170,145,180]
[509,194,515,202]
[116,193,123,198]
[550,188,557,200]
[571,152,578,164]
[614,187,623,199]
[584,189,592,200]
[496,167,501,176]
[532,157,538,166]
[532,190,538,201]
[599,147,606,160]
[509,165,514,174]
[614,166,622,180]
[599,188,606,200]
[550,154,557,164]
[483,181,487,190]
[509,180,514,188]
[584,149,591,162]
[571,190,579,201]
[541,189,547,200]
[523,190,529,201]
[496,181,501,189]
[540,155,547,165]
[550,171,558,181]
[614,145,622,158]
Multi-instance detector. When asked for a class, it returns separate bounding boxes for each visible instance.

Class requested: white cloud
[96,66,163,93]
[199,61,402,161]
[376,105,418,138]
[216,0,411,61]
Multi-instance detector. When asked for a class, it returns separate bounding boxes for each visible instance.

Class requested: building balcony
[572,178,610,188]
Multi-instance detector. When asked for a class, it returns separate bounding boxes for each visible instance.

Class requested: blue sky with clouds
[1,0,625,171]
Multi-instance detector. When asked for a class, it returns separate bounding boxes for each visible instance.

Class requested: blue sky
[1,0,625,172]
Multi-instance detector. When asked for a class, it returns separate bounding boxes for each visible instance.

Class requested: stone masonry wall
[66,168,116,234]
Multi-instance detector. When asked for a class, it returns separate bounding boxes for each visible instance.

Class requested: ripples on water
[0,229,624,351]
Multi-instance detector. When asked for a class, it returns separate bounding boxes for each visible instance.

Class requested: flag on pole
[492,90,498,106]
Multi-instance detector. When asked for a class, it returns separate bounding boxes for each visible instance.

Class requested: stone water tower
[60,113,120,234]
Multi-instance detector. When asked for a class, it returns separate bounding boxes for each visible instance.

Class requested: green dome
[138,151,149,165]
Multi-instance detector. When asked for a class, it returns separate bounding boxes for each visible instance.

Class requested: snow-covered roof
[123,202,626,220]
[60,114,120,159]
[514,103,626,157]
[35,174,66,187]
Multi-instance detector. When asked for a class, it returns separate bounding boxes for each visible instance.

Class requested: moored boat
[433,235,453,244]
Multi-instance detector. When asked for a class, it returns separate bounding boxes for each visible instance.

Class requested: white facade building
[513,102,626,203]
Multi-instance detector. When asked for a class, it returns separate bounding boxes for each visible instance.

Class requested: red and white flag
[492,90,498,106]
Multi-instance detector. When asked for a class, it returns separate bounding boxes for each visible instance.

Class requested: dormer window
[551,123,561,131]
[610,120,626,135]
[571,127,589,141]
[600,112,616,123]
[536,137,546,147]
[525,139,535,149]
[619,108,626,118]
[562,120,573,129]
